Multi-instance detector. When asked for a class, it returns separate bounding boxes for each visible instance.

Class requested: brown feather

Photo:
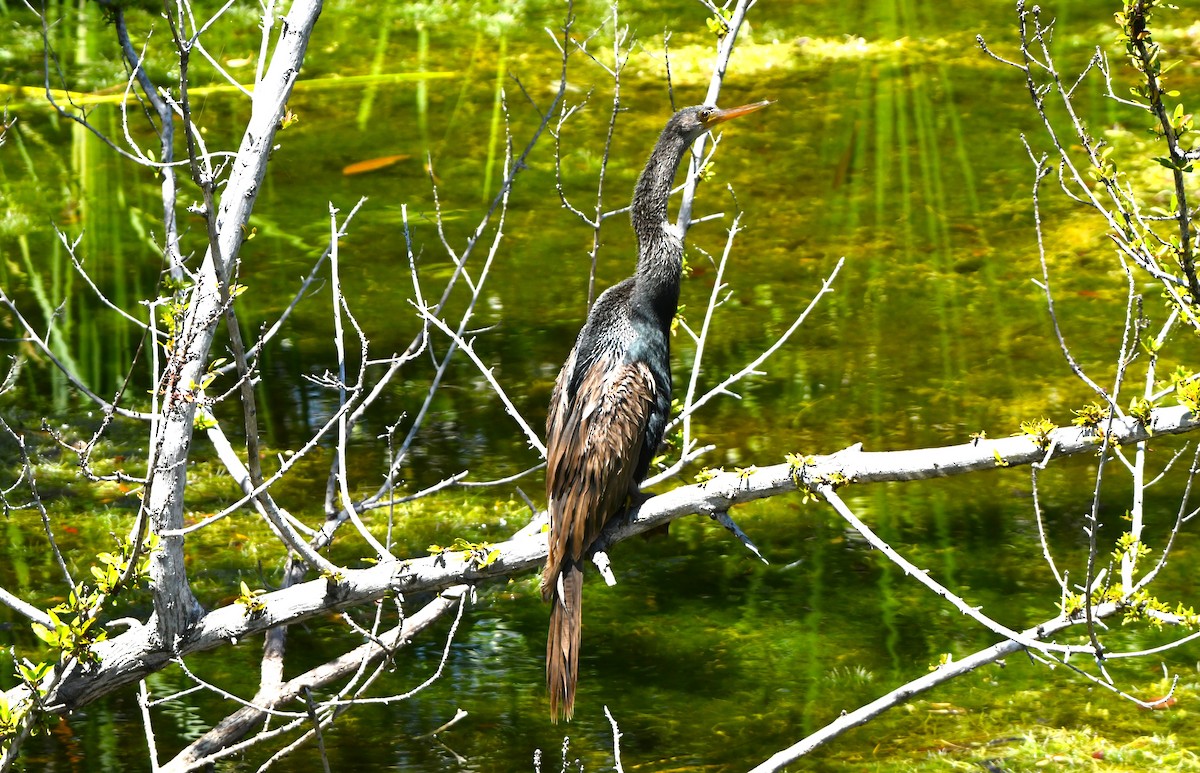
[546,563,581,721]
[543,352,657,722]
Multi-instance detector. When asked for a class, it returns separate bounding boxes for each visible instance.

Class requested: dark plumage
[543,101,770,722]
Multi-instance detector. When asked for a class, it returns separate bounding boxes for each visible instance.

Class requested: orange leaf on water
[342,154,410,176]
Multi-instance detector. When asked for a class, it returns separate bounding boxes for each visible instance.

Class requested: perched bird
[543,101,770,722]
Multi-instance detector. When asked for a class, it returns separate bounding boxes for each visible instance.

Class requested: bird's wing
[544,352,658,594]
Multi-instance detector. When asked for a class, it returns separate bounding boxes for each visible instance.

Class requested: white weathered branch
[674,0,758,234]
[141,0,326,644]
[666,257,845,433]
[11,404,1197,717]
[747,603,1114,773]
[163,590,466,772]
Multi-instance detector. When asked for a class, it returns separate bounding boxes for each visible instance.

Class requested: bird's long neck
[630,129,692,325]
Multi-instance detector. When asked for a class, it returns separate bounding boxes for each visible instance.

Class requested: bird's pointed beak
[703,100,772,128]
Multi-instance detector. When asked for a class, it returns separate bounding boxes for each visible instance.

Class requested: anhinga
[543,101,770,722]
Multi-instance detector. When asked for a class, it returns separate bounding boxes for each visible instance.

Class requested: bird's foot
[627,490,654,510]
[627,492,669,538]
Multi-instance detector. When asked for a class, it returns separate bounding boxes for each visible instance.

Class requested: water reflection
[2,0,1194,770]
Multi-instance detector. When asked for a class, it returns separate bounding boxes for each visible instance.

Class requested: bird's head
[670,101,772,143]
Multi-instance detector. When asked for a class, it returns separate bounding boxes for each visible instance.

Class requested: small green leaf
[31,622,59,648]
[16,660,51,685]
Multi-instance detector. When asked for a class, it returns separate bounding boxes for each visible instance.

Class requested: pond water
[3,0,1200,770]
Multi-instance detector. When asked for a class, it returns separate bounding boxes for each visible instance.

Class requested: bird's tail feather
[547,562,582,722]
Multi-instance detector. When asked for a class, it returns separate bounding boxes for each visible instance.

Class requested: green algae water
[3,0,1200,770]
